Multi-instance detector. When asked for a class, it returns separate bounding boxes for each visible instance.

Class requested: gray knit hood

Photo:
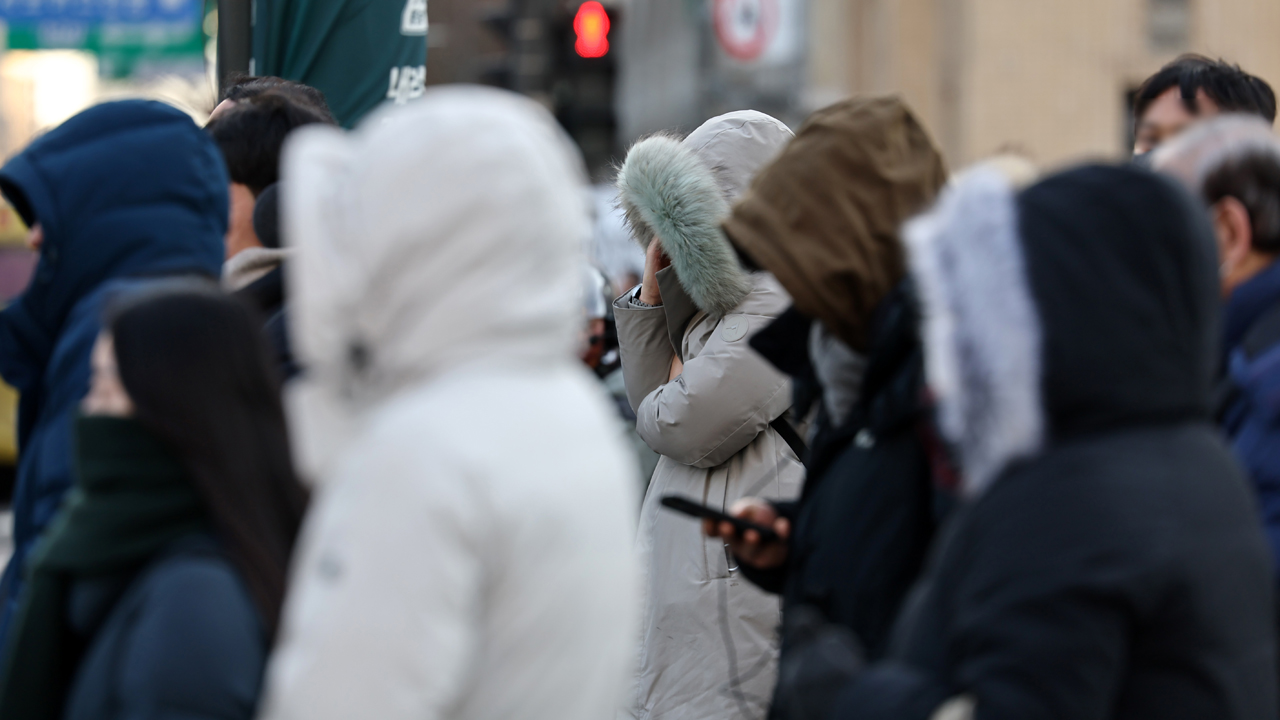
[616,111,793,317]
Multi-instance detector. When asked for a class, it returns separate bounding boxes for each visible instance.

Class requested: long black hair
[106,280,308,635]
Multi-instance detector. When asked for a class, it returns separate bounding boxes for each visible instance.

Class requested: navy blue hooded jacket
[1220,259,1280,578]
[0,100,227,647]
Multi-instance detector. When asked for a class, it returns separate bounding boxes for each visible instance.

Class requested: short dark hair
[1202,142,1280,254]
[221,73,335,123]
[1134,55,1277,130]
[206,91,332,196]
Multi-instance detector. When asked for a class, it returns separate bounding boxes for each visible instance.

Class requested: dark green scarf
[0,416,207,720]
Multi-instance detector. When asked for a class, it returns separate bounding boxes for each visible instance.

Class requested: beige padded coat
[613,111,803,720]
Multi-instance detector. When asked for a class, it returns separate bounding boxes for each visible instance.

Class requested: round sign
[713,0,780,62]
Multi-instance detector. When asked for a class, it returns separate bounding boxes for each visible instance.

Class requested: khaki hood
[724,96,947,351]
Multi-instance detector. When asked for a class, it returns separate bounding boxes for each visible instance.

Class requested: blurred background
[429,0,1280,173]
[1,0,1279,538]
[0,0,1277,306]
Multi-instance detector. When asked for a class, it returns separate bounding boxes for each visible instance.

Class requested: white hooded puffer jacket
[258,87,640,720]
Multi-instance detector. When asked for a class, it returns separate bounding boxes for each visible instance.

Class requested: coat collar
[1225,260,1280,359]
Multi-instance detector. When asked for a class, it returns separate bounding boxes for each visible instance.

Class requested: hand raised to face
[639,238,671,307]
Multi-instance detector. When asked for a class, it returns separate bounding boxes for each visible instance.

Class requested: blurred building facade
[807,0,1280,167]
[426,0,807,177]
[430,0,1280,173]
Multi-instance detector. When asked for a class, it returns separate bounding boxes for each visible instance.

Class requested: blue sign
[0,0,208,78]
[0,0,200,22]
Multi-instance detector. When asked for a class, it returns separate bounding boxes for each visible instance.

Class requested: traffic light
[470,1,620,178]
[573,1,610,59]
[553,1,619,178]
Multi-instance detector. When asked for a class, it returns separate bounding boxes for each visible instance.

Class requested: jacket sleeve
[1224,362,1280,578]
[632,312,792,469]
[828,663,952,720]
[835,525,1134,719]
[835,592,1130,720]
[612,291,675,413]
[114,560,266,720]
[257,429,485,720]
[0,300,97,644]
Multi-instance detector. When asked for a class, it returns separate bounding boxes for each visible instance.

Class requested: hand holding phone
[661,495,780,542]
[660,495,792,571]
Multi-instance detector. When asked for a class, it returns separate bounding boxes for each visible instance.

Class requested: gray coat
[614,110,800,720]
[615,270,803,719]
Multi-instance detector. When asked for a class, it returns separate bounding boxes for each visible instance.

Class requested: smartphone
[659,495,780,543]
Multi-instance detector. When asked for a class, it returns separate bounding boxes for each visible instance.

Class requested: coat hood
[616,110,792,317]
[724,97,947,352]
[0,100,228,394]
[906,164,1220,495]
[283,86,591,479]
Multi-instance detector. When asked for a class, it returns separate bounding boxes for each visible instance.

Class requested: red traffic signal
[574,1,610,58]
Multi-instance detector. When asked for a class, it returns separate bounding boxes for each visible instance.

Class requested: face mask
[1131,151,1155,170]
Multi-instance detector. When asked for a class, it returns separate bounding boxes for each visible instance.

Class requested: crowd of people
[0,51,1276,720]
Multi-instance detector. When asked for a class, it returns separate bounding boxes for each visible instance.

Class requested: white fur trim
[905,167,1044,496]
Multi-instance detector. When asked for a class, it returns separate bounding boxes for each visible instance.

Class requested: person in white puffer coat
[256,86,640,720]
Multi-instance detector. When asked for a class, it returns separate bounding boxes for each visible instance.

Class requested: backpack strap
[771,416,808,462]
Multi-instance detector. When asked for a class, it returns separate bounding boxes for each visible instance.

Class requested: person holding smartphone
[704,98,950,719]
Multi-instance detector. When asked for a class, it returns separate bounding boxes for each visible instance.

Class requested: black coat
[837,424,1276,719]
[831,165,1278,719]
[234,266,299,381]
[62,535,266,720]
[744,284,942,661]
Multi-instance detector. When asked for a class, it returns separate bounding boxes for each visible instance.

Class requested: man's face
[1134,87,1221,155]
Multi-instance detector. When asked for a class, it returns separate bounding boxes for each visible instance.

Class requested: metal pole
[216,0,253,93]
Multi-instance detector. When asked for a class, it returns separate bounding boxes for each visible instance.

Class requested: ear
[1213,196,1254,267]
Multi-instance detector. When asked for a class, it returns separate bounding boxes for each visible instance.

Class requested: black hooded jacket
[834,165,1277,719]
[744,283,941,668]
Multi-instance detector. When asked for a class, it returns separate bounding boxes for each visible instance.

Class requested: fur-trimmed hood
[906,163,1219,496]
[616,111,792,317]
